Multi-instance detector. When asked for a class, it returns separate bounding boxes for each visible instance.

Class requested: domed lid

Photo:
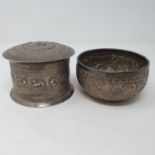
[3,41,74,63]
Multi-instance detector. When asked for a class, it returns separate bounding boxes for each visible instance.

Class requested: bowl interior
[78,49,149,72]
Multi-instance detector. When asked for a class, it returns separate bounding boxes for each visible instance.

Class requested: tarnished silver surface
[3,41,74,107]
[77,49,149,102]
[3,41,74,62]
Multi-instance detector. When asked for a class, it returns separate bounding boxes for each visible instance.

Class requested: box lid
[3,41,74,63]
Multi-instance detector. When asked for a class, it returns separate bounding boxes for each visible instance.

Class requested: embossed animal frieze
[30,78,46,88]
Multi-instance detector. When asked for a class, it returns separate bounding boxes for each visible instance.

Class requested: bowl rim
[77,48,150,74]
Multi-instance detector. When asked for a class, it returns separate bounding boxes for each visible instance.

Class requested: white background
[0,0,155,154]
[0,0,155,44]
